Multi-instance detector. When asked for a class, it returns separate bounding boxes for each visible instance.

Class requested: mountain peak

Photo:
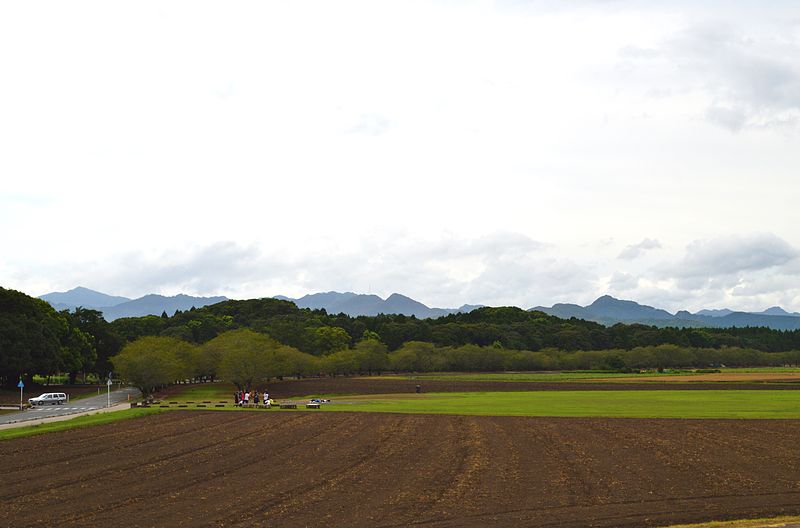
[587,295,673,320]
[39,287,131,310]
[761,306,793,316]
[386,293,413,301]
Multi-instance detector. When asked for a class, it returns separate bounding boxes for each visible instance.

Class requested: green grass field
[315,390,800,419]
[161,385,800,419]
[0,408,161,441]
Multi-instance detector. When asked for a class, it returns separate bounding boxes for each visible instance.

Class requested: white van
[28,393,67,406]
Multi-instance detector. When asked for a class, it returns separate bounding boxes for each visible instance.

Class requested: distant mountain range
[39,287,800,330]
[39,287,227,321]
[532,295,800,330]
[275,291,482,318]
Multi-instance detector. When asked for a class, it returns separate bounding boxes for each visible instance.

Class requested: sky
[1,0,800,313]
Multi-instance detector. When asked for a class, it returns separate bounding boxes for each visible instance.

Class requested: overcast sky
[2,1,800,313]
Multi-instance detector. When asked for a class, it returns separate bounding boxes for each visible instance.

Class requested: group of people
[234,389,270,408]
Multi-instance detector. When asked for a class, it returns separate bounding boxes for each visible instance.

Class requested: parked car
[28,392,67,406]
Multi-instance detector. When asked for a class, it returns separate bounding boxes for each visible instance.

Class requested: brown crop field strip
[3,411,800,528]
[259,376,800,398]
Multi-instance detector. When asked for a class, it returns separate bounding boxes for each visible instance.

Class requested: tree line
[5,287,800,387]
[111,298,800,353]
[113,331,800,398]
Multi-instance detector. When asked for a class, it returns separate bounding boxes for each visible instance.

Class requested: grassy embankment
[0,408,161,441]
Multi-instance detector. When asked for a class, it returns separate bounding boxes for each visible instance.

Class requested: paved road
[0,386,140,425]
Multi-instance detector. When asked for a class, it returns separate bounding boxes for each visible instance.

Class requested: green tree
[212,329,278,391]
[320,349,359,376]
[63,307,119,382]
[0,287,69,386]
[58,320,96,384]
[353,338,389,375]
[111,336,190,397]
[311,326,351,355]
[389,341,441,372]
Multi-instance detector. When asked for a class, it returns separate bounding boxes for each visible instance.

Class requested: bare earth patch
[595,373,800,383]
[3,411,800,527]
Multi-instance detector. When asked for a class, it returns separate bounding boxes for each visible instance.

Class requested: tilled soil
[263,376,800,398]
[3,411,800,528]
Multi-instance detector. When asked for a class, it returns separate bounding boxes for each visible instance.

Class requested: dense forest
[5,286,800,387]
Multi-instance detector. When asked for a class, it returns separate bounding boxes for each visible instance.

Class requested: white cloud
[617,21,800,131]
[618,238,662,260]
[1,1,800,312]
[677,233,799,278]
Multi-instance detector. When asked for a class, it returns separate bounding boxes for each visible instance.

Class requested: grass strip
[315,390,800,418]
[0,408,162,441]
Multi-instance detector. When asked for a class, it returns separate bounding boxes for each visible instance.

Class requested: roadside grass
[0,408,162,441]
[667,515,800,527]
[314,390,800,418]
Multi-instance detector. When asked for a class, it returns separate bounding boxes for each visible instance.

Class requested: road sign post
[17,379,24,410]
[106,371,114,408]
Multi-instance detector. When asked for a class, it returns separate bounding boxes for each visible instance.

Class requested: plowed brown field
[261,376,800,398]
[3,411,800,528]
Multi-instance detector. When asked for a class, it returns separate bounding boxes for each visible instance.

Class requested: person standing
[234,392,239,406]
[244,390,250,407]
[264,390,270,408]
[253,391,260,407]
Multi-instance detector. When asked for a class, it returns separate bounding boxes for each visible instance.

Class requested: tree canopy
[7,287,800,387]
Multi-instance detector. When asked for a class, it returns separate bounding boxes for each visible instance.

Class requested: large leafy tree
[211,329,278,391]
[58,321,96,384]
[63,307,121,382]
[0,287,71,386]
[311,326,350,355]
[111,336,192,397]
[353,338,389,375]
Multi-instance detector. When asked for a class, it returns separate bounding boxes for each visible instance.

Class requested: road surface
[0,386,140,425]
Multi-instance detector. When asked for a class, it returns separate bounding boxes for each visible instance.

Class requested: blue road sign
[17,380,24,388]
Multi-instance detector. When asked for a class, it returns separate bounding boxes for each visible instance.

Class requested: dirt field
[153,377,800,402]
[260,376,800,398]
[597,373,800,383]
[3,411,800,528]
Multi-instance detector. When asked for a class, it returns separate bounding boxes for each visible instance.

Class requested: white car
[28,392,67,406]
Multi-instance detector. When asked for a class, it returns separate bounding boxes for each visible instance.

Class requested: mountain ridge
[532,296,800,330]
[39,287,228,321]
[40,287,800,329]
[278,291,481,318]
